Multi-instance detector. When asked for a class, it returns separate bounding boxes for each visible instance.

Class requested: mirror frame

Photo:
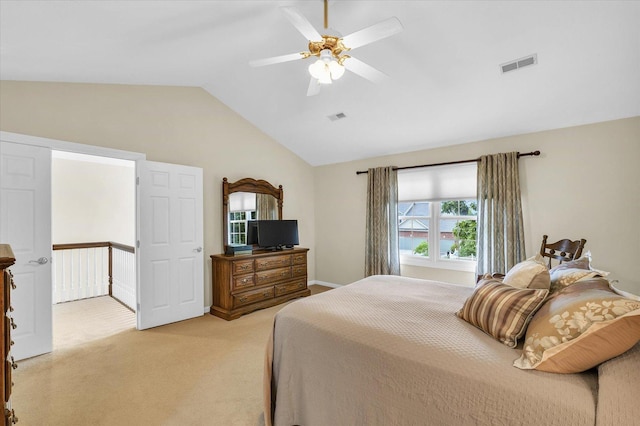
[222,177,283,249]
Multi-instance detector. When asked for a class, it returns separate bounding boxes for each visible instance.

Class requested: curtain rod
[355,150,540,175]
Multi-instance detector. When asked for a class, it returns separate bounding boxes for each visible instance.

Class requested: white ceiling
[1,1,639,166]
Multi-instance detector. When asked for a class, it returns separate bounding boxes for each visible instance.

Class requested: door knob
[194,247,203,253]
[29,257,49,265]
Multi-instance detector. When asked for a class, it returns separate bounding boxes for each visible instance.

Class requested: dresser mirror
[222,177,283,249]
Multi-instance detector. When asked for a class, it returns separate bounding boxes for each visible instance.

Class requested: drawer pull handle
[10,318,17,330]
[263,292,271,297]
[11,356,18,370]
[5,409,18,424]
[9,305,14,312]
[10,340,14,347]
[239,297,247,303]
[11,280,16,290]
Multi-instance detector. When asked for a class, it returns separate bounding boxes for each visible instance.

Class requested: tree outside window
[441,200,477,259]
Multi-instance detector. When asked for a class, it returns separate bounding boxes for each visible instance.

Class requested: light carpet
[14,285,331,425]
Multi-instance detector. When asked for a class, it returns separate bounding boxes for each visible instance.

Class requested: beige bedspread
[266,275,599,426]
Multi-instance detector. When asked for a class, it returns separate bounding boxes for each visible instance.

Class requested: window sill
[400,254,477,272]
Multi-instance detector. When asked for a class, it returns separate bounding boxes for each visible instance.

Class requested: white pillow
[503,254,550,290]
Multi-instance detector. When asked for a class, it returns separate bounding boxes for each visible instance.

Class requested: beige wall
[2,81,638,297]
[52,156,135,246]
[0,81,316,307]
[314,117,640,294]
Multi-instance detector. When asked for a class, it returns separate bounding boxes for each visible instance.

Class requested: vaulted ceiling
[1,1,639,166]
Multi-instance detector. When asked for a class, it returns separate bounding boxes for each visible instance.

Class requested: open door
[0,141,52,360]
[137,160,204,330]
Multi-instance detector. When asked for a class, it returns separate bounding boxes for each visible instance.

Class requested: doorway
[51,150,136,349]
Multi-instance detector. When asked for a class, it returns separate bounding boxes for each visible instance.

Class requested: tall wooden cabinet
[1,244,18,424]
[210,248,310,320]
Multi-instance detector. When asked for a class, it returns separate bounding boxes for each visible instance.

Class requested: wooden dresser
[1,244,18,425]
[210,248,310,320]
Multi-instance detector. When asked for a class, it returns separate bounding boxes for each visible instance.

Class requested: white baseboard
[309,280,343,289]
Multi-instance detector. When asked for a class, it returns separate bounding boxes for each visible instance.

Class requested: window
[228,210,256,245]
[397,164,477,271]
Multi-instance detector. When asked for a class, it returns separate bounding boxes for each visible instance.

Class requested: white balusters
[111,248,136,312]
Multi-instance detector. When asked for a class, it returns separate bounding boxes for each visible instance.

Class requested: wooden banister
[52,242,135,304]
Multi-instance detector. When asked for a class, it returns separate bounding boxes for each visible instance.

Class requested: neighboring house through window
[397,163,477,271]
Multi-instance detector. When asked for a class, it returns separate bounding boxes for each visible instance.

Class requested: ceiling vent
[500,54,537,74]
[328,112,347,121]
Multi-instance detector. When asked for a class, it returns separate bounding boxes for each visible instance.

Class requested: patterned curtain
[365,166,400,276]
[476,152,526,275]
[257,193,277,220]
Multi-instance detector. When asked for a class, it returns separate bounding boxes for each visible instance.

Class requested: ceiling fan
[249,0,404,96]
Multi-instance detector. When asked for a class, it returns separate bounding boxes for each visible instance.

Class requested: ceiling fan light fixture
[328,60,345,80]
[308,60,328,83]
[308,49,344,84]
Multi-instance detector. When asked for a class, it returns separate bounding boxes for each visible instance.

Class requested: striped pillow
[457,280,549,348]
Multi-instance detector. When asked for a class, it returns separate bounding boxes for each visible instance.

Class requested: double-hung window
[228,192,257,245]
[397,163,477,271]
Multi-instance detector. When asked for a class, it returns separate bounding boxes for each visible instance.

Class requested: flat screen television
[255,219,299,250]
[246,220,259,245]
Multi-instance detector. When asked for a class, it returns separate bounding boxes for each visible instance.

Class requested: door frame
[0,131,145,329]
[1,132,146,163]
[1,131,209,326]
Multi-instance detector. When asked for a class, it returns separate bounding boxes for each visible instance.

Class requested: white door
[0,141,52,360]
[137,160,204,330]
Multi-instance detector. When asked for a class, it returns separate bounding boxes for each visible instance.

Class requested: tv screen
[246,220,259,245]
[256,220,299,250]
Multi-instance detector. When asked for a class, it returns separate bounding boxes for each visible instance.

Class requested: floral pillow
[513,277,640,373]
[502,254,550,290]
[457,279,548,348]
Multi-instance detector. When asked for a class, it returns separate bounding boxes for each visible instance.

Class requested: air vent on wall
[328,112,347,121]
[500,54,538,74]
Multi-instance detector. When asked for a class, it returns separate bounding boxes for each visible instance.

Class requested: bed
[264,275,640,426]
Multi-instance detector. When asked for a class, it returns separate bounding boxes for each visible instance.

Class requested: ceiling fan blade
[343,57,389,84]
[280,7,323,42]
[249,52,306,68]
[341,17,403,50]
[307,77,321,96]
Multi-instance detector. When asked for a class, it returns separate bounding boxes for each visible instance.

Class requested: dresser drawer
[274,279,307,297]
[233,286,274,308]
[4,318,10,358]
[255,267,291,286]
[3,271,11,309]
[255,255,291,271]
[232,259,254,275]
[292,263,306,277]
[4,359,11,403]
[232,274,255,291]
[292,253,306,265]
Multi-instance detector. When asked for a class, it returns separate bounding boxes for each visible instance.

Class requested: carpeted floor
[14,285,332,425]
